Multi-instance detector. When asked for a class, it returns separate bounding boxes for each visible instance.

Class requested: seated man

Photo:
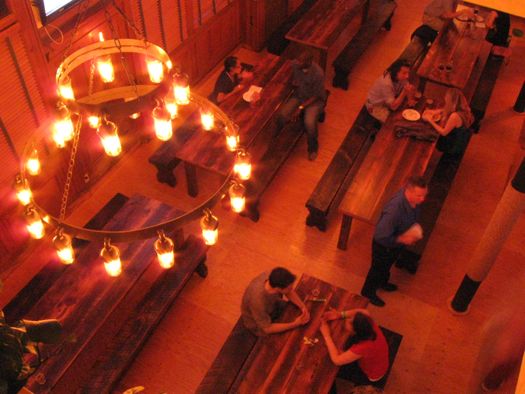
[276,51,326,161]
[209,56,252,104]
[422,0,474,36]
[366,59,414,123]
[241,267,310,336]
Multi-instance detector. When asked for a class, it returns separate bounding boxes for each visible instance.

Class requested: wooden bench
[81,234,207,393]
[5,195,208,393]
[267,0,318,56]
[195,319,257,394]
[305,106,379,232]
[332,0,397,90]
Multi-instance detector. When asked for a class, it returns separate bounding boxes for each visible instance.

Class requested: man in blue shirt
[361,176,428,307]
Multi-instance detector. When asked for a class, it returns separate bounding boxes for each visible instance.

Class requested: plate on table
[456,14,484,23]
[402,109,421,122]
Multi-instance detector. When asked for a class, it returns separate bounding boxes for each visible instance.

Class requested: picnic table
[337,102,437,250]
[229,274,367,393]
[149,54,294,197]
[285,0,370,70]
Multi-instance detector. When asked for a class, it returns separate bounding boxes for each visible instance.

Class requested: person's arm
[216,84,243,104]
[286,289,309,315]
[262,313,309,335]
[320,322,362,366]
[323,308,370,322]
[424,111,463,136]
[389,83,414,111]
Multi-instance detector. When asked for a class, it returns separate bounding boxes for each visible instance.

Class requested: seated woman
[422,88,474,158]
[366,59,415,123]
[320,308,389,392]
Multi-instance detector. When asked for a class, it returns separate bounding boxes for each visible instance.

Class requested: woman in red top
[320,308,389,391]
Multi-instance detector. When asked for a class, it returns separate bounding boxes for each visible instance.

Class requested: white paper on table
[243,85,262,102]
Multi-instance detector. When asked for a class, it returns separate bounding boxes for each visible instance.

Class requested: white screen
[43,0,79,16]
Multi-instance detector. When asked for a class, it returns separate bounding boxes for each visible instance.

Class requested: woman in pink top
[320,308,389,392]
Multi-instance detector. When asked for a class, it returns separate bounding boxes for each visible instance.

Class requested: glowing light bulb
[226,134,239,151]
[98,119,121,157]
[229,183,246,213]
[165,96,178,119]
[234,150,252,181]
[58,76,75,100]
[88,115,101,129]
[97,56,115,83]
[100,240,122,277]
[154,231,175,269]
[147,58,164,83]
[173,74,190,105]
[25,205,44,239]
[201,112,214,131]
[200,210,219,246]
[153,105,172,141]
[53,230,75,265]
[53,105,74,148]
[26,149,40,176]
[14,176,32,206]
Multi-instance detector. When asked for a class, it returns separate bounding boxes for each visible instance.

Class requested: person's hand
[294,310,310,326]
[319,321,331,337]
[460,8,476,19]
[397,233,419,245]
[404,83,416,93]
[291,107,303,122]
[234,84,244,92]
[422,110,433,122]
[322,309,341,322]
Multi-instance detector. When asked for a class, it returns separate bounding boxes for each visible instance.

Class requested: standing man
[422,0,474,35]
[241,267,310,336]
[361,176,428,307]
[276,51,326,161]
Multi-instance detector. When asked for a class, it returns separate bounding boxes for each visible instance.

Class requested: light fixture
[14,175,32,206]
[173,73,190,105]
[234,149,252,180]
[97,56,115,83]
[229,182,246,213]
[200,209,219,246]
[58,75,74,100]
[164,93,178,119]
[201,111,214,131]
[147,58,164,83]
[97,118,122,157]
[53,103,74,148]
[25,205,45,239]
[226,134,239,151]
[53,228,75,265]
[153,103,173,141]
[154,231,175,269]
[100,239,121,277]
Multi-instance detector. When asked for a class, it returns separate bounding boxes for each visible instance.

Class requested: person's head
[348,312,377,342]
[404,176,428,207]
[386,59,411,83]
[224,56,241,75]
[443,88,473,127]
[296,51,314,73]
[268,267,296,293]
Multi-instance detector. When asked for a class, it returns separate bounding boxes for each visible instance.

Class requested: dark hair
[269,267,296,289]
[386,59,411,82]
[297,51,314,69]
[406,175,428,189]
[352,313,377,342]
[224,56,239,72]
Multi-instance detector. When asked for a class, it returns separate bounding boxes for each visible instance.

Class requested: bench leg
[184,162,199,197]
[240,200,260,222]
[337,215,352,250]
[332,68,349,90]
[383,12,394,31]
[195,258,208,278]
[305,208,327,232]
[153,159,180,187]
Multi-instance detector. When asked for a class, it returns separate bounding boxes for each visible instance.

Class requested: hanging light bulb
[53,229,75,265]
[201,111,214,131]
[129,112,141,120]
[97,56,115,83]
[164,93,178,119]
[97,117,122,157]
[200,209,219,246]
[234,149,252,180]
[154,231,175,269]
[153,103,173,141]
[58,75,75,100]
[24,205,44,239]
[14,175,32,206]
[100,239,121,277]
[226,134,239,151]
[147,58,164,83]
[25,149,41,176]
[53,103,74,148]
[229,182,246,213]
[87,114,101,129]
[173,73,190,105]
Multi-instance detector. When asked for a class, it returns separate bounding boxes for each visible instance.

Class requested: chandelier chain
[59,114,82,221]
[88,60,96,97]
[110,0,147,43]
[62,0,91,61]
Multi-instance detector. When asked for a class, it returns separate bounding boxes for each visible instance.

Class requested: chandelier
[13,0,251,277]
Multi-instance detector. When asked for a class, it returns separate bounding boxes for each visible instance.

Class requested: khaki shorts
[367,104,390,123]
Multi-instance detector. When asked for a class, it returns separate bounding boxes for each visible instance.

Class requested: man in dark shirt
[209,56,243,104]
[276,51,326,161]
[361,176,428,307]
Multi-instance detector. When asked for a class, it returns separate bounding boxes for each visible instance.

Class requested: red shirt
[349,322,389,380]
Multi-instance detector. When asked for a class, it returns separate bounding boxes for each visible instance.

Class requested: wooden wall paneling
[265,0,287,42]
[243,0,266,51]
[160,0,186,53]
[288,0,305,14]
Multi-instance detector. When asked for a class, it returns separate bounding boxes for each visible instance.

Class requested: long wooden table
[24,195,196,392]
[149,54,293,197]
[337,103,436,250]
[285,0,369,70]
[417,14,489,90]
[229,274,367,393]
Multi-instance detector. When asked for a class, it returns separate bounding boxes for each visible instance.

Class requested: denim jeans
[277,97,324,153]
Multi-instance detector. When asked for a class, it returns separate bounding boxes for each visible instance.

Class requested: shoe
[362,293,385,307]
[381,282,398,292]
[395,260,418,275]
[308,151,318,161]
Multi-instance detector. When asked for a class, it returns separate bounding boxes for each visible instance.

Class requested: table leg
[184,162,199,197]
[513,80,525,113]
[337,215,353,250]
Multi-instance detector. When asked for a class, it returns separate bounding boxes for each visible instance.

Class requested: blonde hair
[442,88,474,128]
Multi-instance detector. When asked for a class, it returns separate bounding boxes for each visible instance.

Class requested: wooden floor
[4,1,525,393]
